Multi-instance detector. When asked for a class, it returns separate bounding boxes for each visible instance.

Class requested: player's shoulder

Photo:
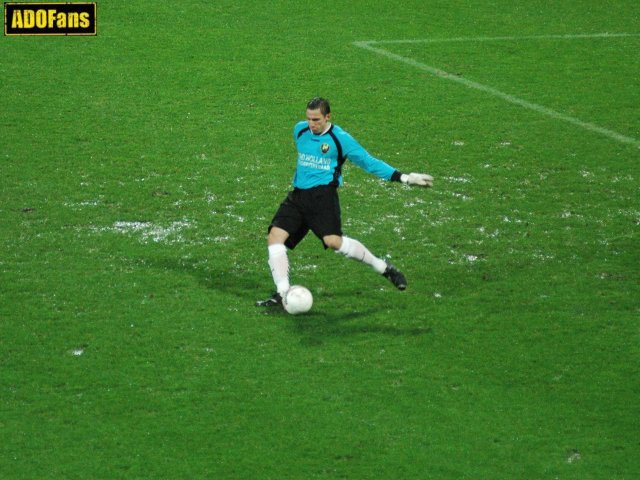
[331,124,357,143]
[331,123,347,135]
[294,121,309,137]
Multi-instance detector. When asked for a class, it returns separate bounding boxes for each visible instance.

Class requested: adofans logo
[4,2,97,36]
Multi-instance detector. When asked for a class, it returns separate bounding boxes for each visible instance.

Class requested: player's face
[306,108,331,134]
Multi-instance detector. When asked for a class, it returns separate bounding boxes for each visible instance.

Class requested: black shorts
[268,184,342,249]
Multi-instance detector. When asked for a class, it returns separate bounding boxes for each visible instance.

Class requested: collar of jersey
[312,123,333,136]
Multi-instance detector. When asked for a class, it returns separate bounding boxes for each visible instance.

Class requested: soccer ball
[283,285,313,315]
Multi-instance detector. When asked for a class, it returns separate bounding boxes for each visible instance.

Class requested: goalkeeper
[257,97,433,307]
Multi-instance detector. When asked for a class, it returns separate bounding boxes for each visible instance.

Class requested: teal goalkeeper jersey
[292,121,400,189]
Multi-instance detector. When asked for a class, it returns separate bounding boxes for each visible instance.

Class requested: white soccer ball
[283,285,313,315]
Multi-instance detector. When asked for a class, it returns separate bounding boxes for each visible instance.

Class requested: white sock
[268,243,290,295]
[337,236,387,274]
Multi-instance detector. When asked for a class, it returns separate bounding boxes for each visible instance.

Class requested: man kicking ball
[257,97,433,307]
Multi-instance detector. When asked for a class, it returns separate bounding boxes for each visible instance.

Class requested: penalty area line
[353,35,640,148]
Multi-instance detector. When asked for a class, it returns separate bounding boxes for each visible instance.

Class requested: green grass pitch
[1,1,639,478]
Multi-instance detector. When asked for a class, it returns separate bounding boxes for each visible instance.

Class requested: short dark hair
[306,97,331,115]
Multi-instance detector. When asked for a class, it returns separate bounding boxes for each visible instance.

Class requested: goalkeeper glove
[400,173,434,187]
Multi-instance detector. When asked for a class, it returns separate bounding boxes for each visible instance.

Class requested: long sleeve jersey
[292,121,402,189]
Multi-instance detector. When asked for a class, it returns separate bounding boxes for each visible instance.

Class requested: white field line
[360,32,640,45]
[353,34,640,148]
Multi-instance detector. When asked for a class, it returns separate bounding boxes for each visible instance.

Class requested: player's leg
[308,187,407,290]
[324,234,385,272]
[324,234,407,290]
[267,226,291,296]
[257,192,309,307]
[257,226,291,307]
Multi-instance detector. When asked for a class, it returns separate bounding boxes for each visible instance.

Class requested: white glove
[400,172,433,187]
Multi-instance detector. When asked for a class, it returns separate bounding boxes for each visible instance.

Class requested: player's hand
[401,173,433,187]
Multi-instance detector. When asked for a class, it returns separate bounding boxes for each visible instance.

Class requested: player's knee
[323,235,342,250]
[268,226,289,245]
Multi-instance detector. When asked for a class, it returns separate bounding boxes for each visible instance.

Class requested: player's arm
[340,131,433,187]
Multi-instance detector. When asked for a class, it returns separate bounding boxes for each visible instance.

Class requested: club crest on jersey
[321,143,330,154]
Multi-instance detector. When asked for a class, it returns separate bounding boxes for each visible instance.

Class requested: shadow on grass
[143,256,432,343]
[142,255,262,299]
[285,308,433,345]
